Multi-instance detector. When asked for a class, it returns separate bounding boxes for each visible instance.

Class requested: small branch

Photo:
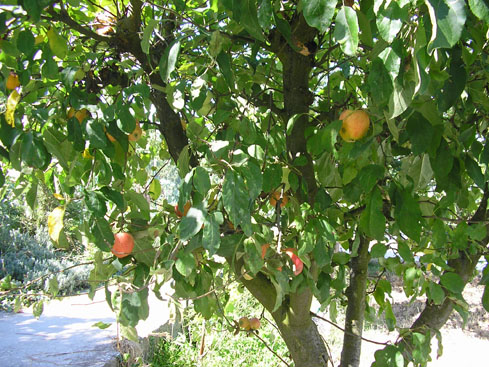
[311,312,390,346]
[252,330,291,367]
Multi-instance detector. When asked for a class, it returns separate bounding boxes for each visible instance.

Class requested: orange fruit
[269,191,288,208]
[239,317,251,330]
[249,317,261,330]
[339,109,370,142]
[111,232,135,258]
[6,72,20,90]
[128,121,142,141]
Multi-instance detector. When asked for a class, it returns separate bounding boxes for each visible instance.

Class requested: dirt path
[0,286,171,367]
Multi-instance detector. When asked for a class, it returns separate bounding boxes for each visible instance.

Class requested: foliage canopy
[1,0,489,366]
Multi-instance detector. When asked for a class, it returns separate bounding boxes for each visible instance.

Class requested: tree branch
[45,7,110,43]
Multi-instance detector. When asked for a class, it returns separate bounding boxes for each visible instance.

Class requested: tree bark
[272,14,318,204]
[227,256,330,367]
[340,234,370,367]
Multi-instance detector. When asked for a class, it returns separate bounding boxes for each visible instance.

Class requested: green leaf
[141,19,159,54]
[394,188,422,242]
[302,0,337,33]
[216,51,236,90]
[203,213,221,255]
[90,218,113,252]
[273,12,298,51]
[440,272,464,294]
[179,206,205,241]
[17,30,35,55]
[47,28,68,59]
[332,252,350,265]
[437,47,467,112]
[426,0,467,53]
[85,190,107,217]
[429,282,445,305]
[360,187,386,241]
[398,241,415,263]
[469,0,489,24]
[238,158,263,200]
[86,120,108,149]
[334,6,359,56]
[431,138,453,180]
[148,179,161,201]
[465,155,485,189]
[373,345,404,367]
[239,0,265,41]
[307,120,342,156]
[21,0,41,23]
[92,321,112,330]
[100,186,126,211]
[376,2,406,43]
[257,0,273,30]
[176,252,195,277]
[159,40,181,82]
[193,167,211,196]
[481,140,489,165]
[21,132,51,169]
[370,243,387,258]
[125,191,150,220]
[67,117,85,151]
[244,238,264,275]
[406,112,434,156]
[222,170,252,236]
[117,105,136,133]
[368,58,394,108]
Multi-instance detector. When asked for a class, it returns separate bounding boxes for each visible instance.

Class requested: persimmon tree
[1,1,489,366]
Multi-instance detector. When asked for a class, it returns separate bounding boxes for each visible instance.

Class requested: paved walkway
[0,287,172,367]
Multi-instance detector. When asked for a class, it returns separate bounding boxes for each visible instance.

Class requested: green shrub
[0,200,91,310]
[144,284,290,367]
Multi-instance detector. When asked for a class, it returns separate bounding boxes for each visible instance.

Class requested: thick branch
[340,234,370,367]
[272,15,318,203]
[45,7,110,43]
[398,183,489,359]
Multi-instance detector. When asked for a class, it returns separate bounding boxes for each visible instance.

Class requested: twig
[252,330,291,367]
[311,311,390,346]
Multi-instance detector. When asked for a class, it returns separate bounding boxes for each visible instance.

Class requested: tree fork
[340,234,370,367]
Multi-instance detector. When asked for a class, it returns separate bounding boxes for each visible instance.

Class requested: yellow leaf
[82,148,94,159]
[53,193,64,200]
[6,89,21,127]
[48,206,65,243]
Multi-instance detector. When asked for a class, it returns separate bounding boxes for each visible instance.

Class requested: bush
[140,284,289,367]
[0,200,91,310]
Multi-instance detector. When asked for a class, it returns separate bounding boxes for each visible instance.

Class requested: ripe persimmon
[111,232,135,258]
[339,109,370,142]
[270,191,288,208]
[6,72,20,90]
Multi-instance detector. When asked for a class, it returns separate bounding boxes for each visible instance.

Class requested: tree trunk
[275,312,330,367]
[272,14,318,204]
[340,235,370,367]
[228,256,330,367]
